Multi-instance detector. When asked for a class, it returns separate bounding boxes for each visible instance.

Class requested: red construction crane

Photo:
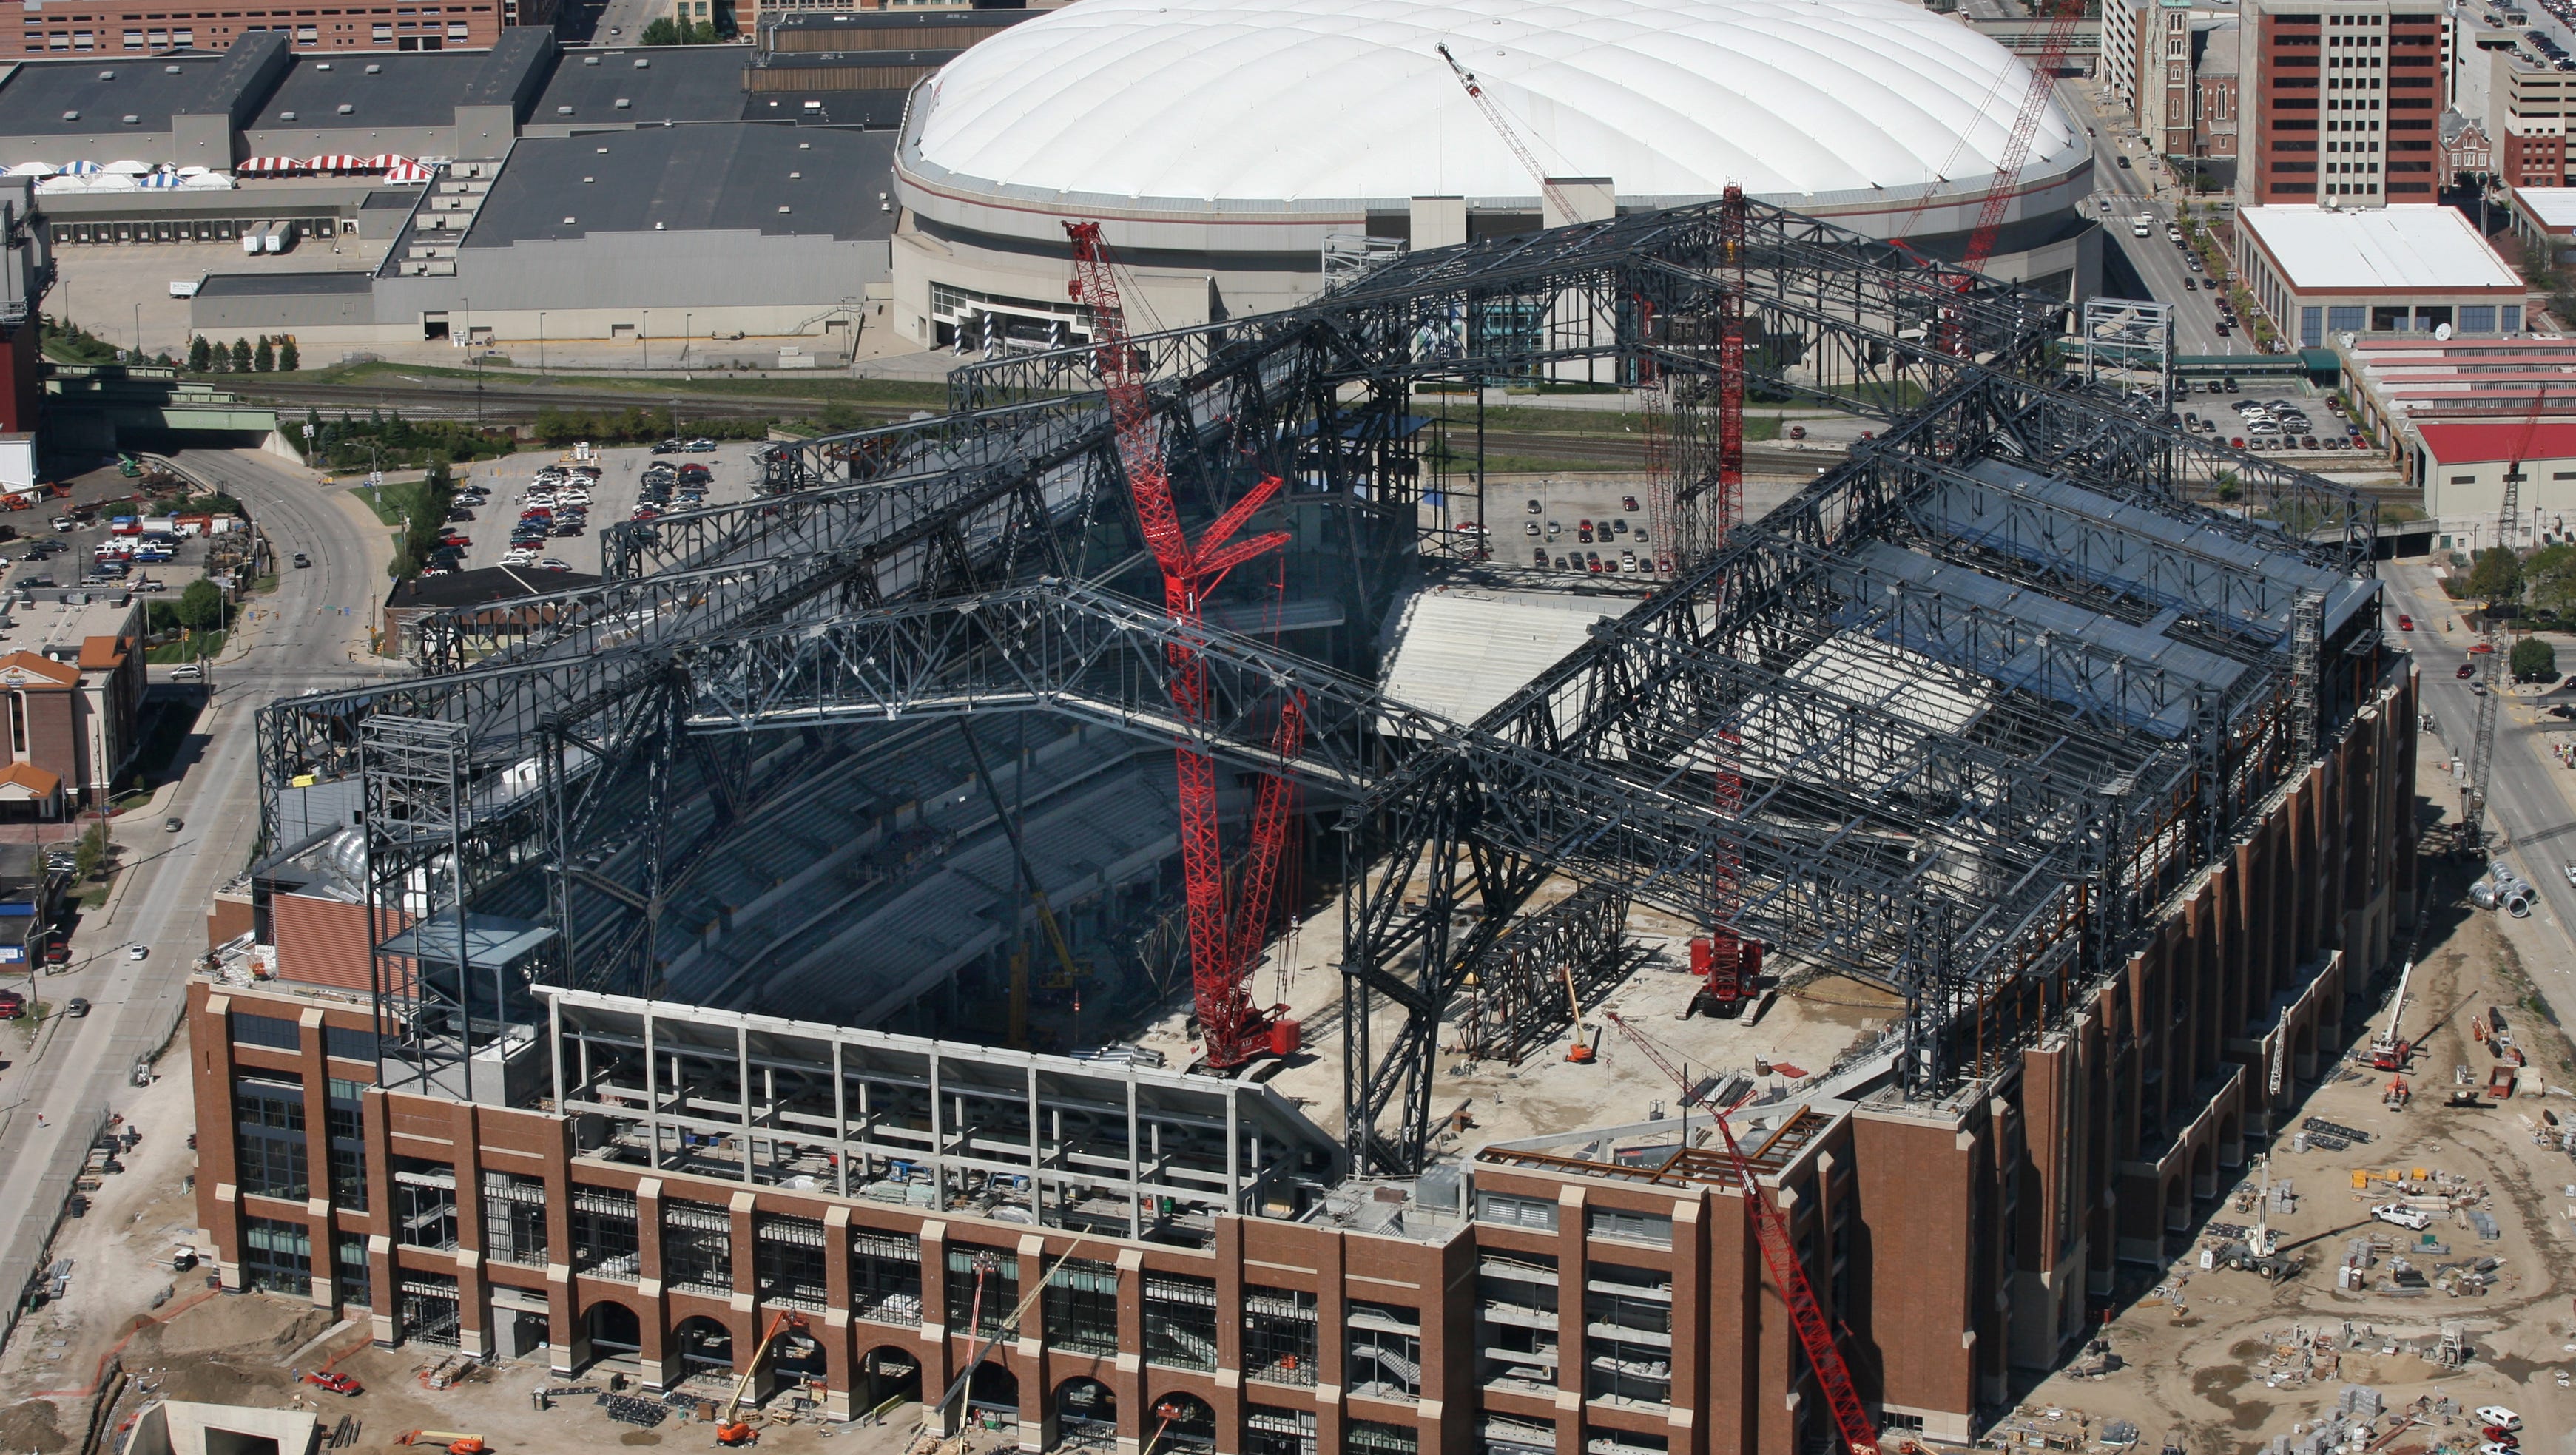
[1436,44,1576,223]
[1957,0,2087,279]
[1065,220,1304,1068]
[1884,0,2083,355]
[1602,1012,1884,1455]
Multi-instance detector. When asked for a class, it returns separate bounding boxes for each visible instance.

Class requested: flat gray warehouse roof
[194,270,374,298]
[0,55,229,137]
[467,124,896,247]
[740,90,911,128]
[530,47,748,127]
[251,50,493,132]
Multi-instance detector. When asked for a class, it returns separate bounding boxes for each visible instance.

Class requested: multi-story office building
[2239,0,2447,205]
[7,0,505,58]
[2495,51,2574,182]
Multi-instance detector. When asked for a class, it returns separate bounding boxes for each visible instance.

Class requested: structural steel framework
[255,193,2380,1171]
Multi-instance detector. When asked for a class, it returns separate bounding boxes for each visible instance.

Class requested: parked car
[686,438,717,452]
[2476,1408,2522,1434]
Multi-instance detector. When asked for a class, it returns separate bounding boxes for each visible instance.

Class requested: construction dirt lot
[2012,743,2576,1455]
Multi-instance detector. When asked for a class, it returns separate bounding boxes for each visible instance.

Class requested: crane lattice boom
[1066,220,1301,1067]
[1959,0,2086,277]
[1437,44,1577,223]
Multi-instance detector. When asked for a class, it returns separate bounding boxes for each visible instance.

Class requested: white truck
[239,223,269,257]
[167,277,200,299]
[2132,213,2154,239]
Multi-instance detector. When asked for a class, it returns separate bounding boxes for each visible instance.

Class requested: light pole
[130,302,140,362]
[537,311,546,377]
[641,309,650,371]
[683,311,692,379]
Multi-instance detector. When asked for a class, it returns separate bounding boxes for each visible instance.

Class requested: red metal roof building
[2336,335,2576,545]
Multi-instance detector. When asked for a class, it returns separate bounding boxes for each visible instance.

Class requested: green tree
[2213,470,2241,504]
[2513,635,2560,682]
[2467,546,2526,609]
[70,818,108,882]
[2529,542,2576,618]
[253,337,274,373]
[229,337,252,372]
[277,337,299,371]
[186,334,211,372]
[176,577,224,635]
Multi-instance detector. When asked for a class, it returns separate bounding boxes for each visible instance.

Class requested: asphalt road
[2380,564,2576,989]
[2079,120,2240,356]
[0,448,394,1333]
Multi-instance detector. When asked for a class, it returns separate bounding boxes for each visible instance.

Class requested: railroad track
[225,374,898,423]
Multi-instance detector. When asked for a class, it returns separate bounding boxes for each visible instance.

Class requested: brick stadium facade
[184,662,2417,1455]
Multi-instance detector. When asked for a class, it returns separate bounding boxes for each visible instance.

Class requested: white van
[2131,214,2154,238]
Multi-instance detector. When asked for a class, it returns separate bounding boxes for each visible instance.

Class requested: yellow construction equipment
[715,1311,811,1446]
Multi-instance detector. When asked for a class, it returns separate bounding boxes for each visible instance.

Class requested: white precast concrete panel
[907,0,2083,206]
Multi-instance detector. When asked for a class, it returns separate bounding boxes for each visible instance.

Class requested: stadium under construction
[198,194,2413,1455]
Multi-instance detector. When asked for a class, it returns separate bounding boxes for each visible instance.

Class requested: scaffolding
[257,188,2383,1181]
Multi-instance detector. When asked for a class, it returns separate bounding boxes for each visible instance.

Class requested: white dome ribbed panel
[910,0,2083,206]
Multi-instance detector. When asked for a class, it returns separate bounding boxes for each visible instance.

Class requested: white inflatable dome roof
[908,0,2085,209]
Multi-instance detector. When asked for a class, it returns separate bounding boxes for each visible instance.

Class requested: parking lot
[428,437,769,577]
[2171,377,2373,456]
[0,509,215,619]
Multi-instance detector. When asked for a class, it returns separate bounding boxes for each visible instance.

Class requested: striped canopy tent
[363,153,410,169]
[381,160,431,183]
[4,163,55,177]
[308,155,364,172]
[134,171,183,189]
[58,159,101,175]
[237,157,304,173]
